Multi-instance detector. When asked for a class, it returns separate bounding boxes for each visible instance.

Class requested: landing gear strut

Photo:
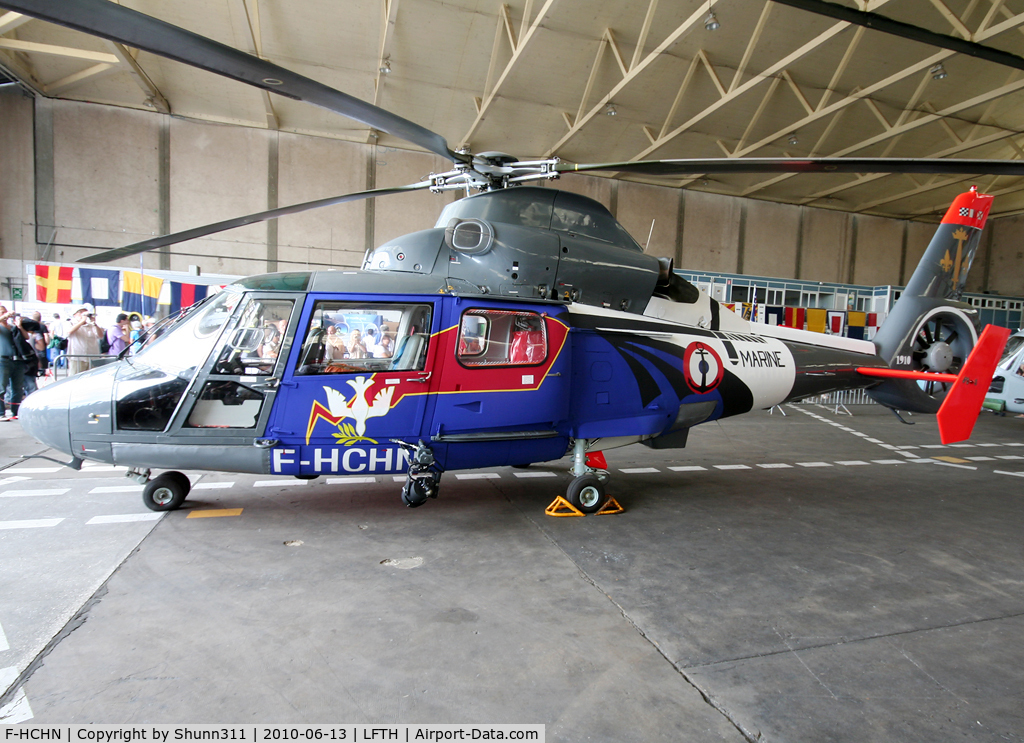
[393,440,441,508]
[565,439,609,514]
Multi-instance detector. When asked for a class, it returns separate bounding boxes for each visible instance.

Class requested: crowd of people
[0,305,155,420]
[323,324,393,360]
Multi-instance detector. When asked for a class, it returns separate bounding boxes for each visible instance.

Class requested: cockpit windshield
[131,290,242,375]
[998,333,1024,370]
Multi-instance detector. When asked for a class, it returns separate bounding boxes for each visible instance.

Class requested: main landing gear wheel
[566,474,606,514]
[143,471,191,512]
[401,477,437,508]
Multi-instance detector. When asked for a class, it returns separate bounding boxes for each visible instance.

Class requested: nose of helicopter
[19,379,73,456]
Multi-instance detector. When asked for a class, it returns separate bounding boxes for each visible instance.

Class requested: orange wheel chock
[596,497,624,515]
[545,496,585,517]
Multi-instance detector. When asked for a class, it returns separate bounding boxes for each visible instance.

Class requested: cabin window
[457,309,547,367]
[294,301,432,375]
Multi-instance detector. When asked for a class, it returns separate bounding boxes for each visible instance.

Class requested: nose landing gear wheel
[567,474,606,514]
[142,471,191,512]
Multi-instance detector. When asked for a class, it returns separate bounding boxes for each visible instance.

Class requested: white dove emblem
[323,376,395,436]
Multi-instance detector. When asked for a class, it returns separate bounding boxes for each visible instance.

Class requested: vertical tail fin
[902,187,992,302]
[868,188,989,413]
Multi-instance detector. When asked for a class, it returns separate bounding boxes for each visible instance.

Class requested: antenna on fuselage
[645,220,655,252]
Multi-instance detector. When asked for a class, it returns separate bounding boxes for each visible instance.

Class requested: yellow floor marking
[186,508,243,519]
[933,456,971,464]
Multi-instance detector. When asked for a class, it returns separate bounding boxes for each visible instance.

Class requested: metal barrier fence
[792,388,878,406]
[48,352,117,381]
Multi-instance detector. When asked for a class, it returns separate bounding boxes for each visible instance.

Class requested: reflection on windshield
[998,335,1024,370]
[132,291,242,376]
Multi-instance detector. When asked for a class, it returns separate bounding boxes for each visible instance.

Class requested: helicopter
[986,330,1024,415]
[3,0,1015,513]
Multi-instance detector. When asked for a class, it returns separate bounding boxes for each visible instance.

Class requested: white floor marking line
[0,666,32,723]
[898,451,919,458]
[933,461,977,470]
[1005,442,1024,447]
[948,443,976,448]
[6,467,60,474]
[393,476,406,482]
[0,518,64,530]
[994,470,1024,478]
[512,471,558,478]
[920,444,947,449]
[0,620,7,651]
[0,488,70,497]
[976,443,1001,447]
[873,459,908,465]
[87,513,163,525]
[865,438,884,444]
[966,456,997,462]
[253,479,308,487]
[325,477,376,485]
[714,464,751,470]
[0,476,30,488]
[897,445,920,450]
[996,455,1024,460]
[757,463,792,469]
[668,466,707,472]
[797,462,832,468]
[192,482,235,489]
[89,485,142,494]
[836,460,870,466]
[621,467,660,474]
[455,473,500,480]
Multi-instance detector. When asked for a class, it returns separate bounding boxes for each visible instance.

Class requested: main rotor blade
[557,158,1024,177]
[0,0,459,163]
[78,181,433,264]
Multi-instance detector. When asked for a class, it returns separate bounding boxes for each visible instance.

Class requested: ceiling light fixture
[704,10,720,30]
[605,103,617,116]
[379,59,391,75]
[788,134,799,146]
[930,63,947,80]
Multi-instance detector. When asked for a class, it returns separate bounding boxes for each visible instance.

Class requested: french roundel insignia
[683,342,724,394]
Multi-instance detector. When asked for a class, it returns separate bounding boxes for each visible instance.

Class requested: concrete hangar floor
[1,404,1023,741]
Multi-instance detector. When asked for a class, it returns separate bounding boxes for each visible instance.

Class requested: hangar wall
[1,90,1022,296]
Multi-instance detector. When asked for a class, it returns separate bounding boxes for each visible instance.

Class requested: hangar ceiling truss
[5,0,1024,220]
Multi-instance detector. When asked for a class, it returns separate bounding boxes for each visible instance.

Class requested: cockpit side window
[212,298,295,376]
[294,301,432,375]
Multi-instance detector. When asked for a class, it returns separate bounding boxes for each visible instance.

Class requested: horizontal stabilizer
[935,325,1011,444]
[855,367,958,383]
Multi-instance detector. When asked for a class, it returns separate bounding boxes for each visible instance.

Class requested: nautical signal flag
[35,265,73,303]
[78,268,121,307]
[121,271,163,316]
[168,282,208,314]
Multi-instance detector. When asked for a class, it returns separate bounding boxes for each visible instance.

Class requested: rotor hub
[922,340,954,372]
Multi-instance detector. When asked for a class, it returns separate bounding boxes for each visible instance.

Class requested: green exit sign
[11,287,23,300]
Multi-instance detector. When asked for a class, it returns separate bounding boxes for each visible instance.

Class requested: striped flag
[169,282,209,314]
[35,265,73,303]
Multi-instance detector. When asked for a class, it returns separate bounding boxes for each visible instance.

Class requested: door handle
[410,371,432,383]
